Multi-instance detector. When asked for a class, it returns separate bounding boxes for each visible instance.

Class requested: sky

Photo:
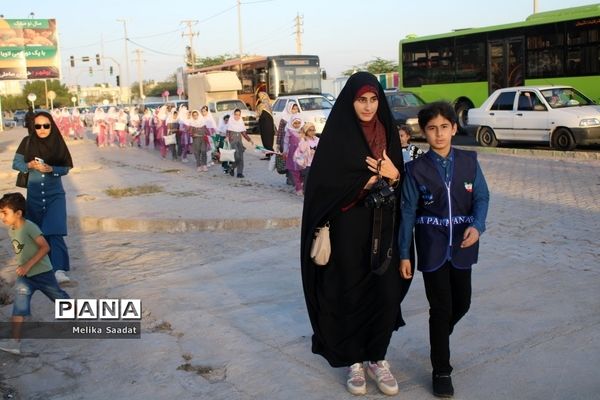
[2,0,598,88]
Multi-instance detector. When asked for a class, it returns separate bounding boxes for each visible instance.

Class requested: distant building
[71,84,131,106]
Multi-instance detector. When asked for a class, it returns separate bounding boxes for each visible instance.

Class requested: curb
[67,215,301,233]
[464,145,600,160]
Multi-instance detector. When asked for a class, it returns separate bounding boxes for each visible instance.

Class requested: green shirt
[8,219,53,277]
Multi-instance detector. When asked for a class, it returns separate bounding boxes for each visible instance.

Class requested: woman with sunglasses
[12,111,73,284]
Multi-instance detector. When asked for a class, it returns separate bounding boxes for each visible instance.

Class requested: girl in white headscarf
[142,108,153,147]
[201,105,217,167]
[284,115,305,195]
[188,109,209,172]
[129,108,141,147]
[226,108,254,178]
[165,110,180,160]
[71,108,84,140]
[156,105,168,158]
[107,106,118,146]
[93,107,108,147]
[115,108,128,148]
[178,105,190,162]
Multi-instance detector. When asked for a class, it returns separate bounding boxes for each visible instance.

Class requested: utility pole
[295,13,303,55]
[533,0,539,13]
[133,49,145,100]
[116,19,130,103]
[181,20,199,69]
[237,0,243,60]
[101,33,107,83]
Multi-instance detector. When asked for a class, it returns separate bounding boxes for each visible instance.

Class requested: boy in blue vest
[398,102,489,398]
[0,192,70,355]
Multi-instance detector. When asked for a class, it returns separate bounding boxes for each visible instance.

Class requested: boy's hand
[461,226,480,248]
[16,265,30,277]
[399,259,413,279]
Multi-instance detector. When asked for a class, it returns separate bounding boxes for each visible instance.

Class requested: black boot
[432,373,454,398]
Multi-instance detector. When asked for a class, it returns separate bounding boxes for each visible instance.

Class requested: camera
[364,179,396,209]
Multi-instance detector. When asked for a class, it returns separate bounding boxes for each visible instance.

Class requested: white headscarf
[226,112,246,132]
[187,110,205,128]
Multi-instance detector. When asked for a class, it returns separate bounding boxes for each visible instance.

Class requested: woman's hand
[363,175,379,190]
[366,149,400,181]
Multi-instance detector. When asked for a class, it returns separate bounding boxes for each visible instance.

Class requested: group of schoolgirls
[274,103,320,196]
[52,108,85,141]
[92,106,137,148]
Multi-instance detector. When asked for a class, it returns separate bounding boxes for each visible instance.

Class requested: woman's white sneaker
[55,270,70,284]
[367,360,398,395]
[346,362,367,395]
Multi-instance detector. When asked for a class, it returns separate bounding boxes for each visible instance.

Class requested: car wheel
[455,100,473,133]
[551,128,576,151]
[478,127,498,147]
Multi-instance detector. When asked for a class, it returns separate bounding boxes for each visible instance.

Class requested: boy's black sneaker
[432,374,454,398]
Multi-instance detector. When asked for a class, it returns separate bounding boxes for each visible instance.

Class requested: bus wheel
[478,127,498,147]
[455,100,473,133]
[552,128,576,151]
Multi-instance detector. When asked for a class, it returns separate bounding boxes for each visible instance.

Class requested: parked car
[384,90,427,139]
[468,86,600,150]
[208,99,258,133]
[13,110,27,127]
[322,92,336,103]
[272,95,333,134]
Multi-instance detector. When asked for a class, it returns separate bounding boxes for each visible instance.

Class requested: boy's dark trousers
[422,261,472,375]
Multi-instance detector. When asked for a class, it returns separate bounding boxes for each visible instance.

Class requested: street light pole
[117,19,131,104]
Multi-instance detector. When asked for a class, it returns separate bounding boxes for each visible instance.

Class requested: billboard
[0,19,60,81]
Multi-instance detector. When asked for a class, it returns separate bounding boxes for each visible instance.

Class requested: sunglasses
[34,123,51,130]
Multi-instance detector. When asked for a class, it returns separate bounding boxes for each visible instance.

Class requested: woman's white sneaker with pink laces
[367,360,399,395]
[346,362,367,395]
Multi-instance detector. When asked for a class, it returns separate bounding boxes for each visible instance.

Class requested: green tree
[22,79,71,108]
[0,94,28,112]
[343,57,398,76]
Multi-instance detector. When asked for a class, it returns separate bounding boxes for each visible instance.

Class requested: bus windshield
[269,65,321,97]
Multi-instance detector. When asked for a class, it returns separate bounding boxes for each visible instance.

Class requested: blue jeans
[12,271,70,316]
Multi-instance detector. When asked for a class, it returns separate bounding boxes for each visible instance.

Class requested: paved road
[0,127,598,399]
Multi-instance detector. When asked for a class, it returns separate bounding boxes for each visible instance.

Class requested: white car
[272,95,333,134]
[468,85,600,150]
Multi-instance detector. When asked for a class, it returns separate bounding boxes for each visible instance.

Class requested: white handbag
[310,222,331,266]
[164,134,177,145]
[219,148,236,162]
[114,122,126,131]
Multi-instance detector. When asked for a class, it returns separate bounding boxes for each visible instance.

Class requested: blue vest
[407,148,479,271]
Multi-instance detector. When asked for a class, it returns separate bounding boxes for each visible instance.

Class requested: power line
[127,38,182,57]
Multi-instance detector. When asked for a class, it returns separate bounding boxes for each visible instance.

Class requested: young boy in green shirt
[0,192,70,354]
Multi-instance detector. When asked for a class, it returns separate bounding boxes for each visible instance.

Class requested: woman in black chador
[256,91,275,159]
[300,72,413,396]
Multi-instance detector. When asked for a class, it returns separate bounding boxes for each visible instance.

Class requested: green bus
[399,4,600,130]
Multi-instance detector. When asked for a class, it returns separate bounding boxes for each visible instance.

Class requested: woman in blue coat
[13,111,73,283]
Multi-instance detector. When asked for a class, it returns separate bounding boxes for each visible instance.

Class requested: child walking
[0,193,70,355]
[398,124,424,164]
[398,102,489,398]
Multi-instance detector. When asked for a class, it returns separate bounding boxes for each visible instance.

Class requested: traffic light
[69,55,75,67]
[116,75,120,86]
[89,67,93,76]
[109,66,113,75]
[96,53,101,65]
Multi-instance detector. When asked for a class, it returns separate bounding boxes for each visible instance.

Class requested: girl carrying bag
[310,222,331,266]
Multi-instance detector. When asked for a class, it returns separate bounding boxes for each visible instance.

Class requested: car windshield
[216,100,247,112]
[297,97,333,111]
[541,87,594,109]
[386,92,425,108]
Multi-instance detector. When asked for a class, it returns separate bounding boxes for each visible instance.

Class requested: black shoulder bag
[16,136,30,188]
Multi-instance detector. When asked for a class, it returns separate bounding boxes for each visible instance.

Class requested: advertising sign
[0,19,60,81]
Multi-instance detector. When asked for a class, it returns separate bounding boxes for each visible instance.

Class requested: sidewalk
[0,128,303,232]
